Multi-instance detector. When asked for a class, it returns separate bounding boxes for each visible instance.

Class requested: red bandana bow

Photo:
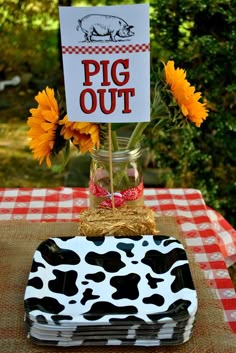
[89,181,144,208]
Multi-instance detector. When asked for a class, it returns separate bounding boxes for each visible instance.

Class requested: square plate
[27,334,194,347]
[24,235,197,328]
[25,316,195,336]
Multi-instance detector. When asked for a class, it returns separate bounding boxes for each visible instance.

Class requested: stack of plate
[24,234,198,347]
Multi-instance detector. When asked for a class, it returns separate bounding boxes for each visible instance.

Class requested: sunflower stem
[127,122,149,149]
[62,140,71,168]
[111,129,119,151]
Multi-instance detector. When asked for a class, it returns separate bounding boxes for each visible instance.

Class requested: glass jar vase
[89,137,144,208]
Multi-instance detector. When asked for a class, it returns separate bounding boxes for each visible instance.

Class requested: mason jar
[89,137,144,208]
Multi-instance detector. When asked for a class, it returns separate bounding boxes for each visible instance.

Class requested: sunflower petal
[27,87,65,167]
[164,61,208,127]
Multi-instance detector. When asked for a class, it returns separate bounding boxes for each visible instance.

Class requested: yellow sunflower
[164,60,208,127]
[59,116,100,154]
[27,87,60,167]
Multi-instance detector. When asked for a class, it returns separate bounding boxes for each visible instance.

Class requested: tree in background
[0,0,60,84]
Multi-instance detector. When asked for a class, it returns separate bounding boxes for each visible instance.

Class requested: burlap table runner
[0,217,235,353]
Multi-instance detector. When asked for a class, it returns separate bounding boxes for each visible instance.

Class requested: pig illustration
[76,14,134,42]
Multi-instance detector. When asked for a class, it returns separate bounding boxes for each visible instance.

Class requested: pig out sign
[80,58,135,115]
[59,4,150,123]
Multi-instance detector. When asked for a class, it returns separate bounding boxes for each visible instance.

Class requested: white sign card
[59,4,150,123]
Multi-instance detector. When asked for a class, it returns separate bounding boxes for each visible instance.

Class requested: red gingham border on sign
[62,43,150,55]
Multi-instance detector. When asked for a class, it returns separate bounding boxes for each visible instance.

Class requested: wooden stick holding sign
[108,123,115,209]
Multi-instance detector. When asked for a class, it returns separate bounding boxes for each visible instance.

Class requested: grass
[0,131,65,188]
[0,87,65,188]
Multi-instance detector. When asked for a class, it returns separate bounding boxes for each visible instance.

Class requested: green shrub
[146,0,236,226]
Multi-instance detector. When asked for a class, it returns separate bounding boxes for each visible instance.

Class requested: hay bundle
[79,207,159,236]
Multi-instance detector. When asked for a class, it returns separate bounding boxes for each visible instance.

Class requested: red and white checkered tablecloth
[0,187,236,333]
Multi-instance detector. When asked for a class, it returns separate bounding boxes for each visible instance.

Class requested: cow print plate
[24,235,198,346]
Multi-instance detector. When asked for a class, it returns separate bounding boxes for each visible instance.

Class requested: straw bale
[79,207,159,236]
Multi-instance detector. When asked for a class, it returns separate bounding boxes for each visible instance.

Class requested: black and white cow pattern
[24,235,198,346]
